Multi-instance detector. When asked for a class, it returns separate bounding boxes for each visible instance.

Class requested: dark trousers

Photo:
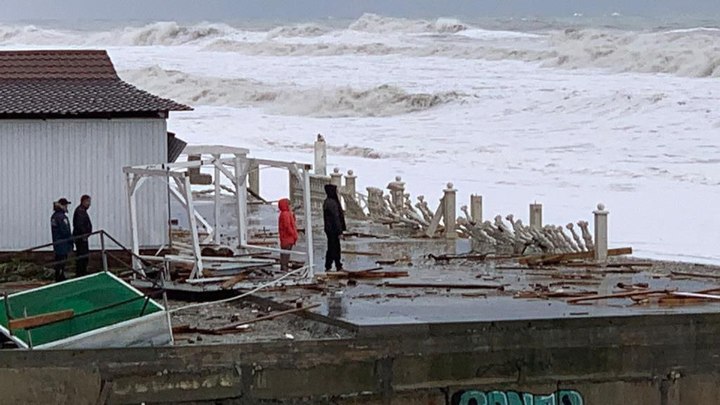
[280,244,293,272]
[75,240,89,276]
[53,254,67,281]
[325,233,342,271]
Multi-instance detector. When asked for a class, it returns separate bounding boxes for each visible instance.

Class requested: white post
[234,154,248,248]
[213,154,221,245]
[184,175,204,278]
[470,194,483,224]
[387,176,405,210]
[303,168,315,277]
[443,183,457,239]
[530,203,543,230]
[594,203,609,263]
[330,167,343,187]
[345,170,357,196]
[125,173,141,274]
[248,163,260,196]
[314,135,327,176]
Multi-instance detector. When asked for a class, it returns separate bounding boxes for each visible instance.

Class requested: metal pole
[100,232,108,273]
[302,168,315,278]
[125,173,141,275]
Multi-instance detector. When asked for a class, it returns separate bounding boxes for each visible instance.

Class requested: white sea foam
[1,17,719,78]
[119,67,463,117]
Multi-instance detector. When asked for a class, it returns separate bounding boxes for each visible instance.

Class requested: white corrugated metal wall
[0,118,168,250]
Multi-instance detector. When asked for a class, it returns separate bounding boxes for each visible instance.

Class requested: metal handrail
[0,230,164,289]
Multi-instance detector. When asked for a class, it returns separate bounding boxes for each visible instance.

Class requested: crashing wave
[119,67,463,117]
[544,28,720,78]
[111,21,237,46]
[348,13,468,34]
[266,23,329,39]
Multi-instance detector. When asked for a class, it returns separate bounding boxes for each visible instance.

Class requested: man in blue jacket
[51,198,73,282]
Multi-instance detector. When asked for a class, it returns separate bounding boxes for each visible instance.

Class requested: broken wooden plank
[567,288,673,304]
[324,270,408,279]
[382,281,504,290]
[519,247,633,266]
[8,309,75,330]
[343,251,382,257]
[671,292,720,301]
[221,273,249,290]
[670,271,720,280]
[428,253,488,262]
[215,303,321,332]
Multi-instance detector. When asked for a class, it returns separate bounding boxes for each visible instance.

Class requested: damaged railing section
[123,145,316,285]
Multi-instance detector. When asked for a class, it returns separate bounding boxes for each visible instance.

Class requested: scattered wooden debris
[213,303,321,333]
[519,247,633,267]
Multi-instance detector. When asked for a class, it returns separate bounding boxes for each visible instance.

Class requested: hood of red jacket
[279,198,291,212]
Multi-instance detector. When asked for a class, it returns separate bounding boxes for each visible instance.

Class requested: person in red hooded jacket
[278,198,298,271]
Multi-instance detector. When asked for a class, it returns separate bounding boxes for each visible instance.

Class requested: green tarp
[0,272,162,347]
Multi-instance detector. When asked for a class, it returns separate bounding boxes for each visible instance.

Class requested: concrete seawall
[1,312,719,404]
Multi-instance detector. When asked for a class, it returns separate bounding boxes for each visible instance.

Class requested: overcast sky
[2,0,719,22]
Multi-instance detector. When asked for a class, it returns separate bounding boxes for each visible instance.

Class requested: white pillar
[125,173,141,274]
[314,135,327,176]
[302,168,315,278]
[234,154,248,248]
[387,176,405,209]
[184,175,204,278]
[443,182,457,239]
[594,203,609,263]
[248,163,260,196]
[345,170,357,196]
[530,203,543,230]
[213,154,221,245]
[330,167,343,187]
[470,194,483,224]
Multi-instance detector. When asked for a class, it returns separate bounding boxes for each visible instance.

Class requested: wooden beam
[8,310,74,330]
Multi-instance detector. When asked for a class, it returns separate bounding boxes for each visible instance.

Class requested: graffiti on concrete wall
[451,389,584,405]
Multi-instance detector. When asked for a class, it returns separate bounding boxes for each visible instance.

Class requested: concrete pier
[2,312,720,404]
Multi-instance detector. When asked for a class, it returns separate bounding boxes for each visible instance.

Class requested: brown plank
[8,309,74,330]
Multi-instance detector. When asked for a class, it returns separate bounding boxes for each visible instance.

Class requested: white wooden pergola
[122,145,315,281]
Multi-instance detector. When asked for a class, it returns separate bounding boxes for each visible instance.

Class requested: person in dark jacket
[73,195,92,277]
[277,198,298,272]
[323,184,346,271]
[51,198,73,282]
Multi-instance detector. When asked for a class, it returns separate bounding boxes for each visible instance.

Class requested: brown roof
[0,50,191,117]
